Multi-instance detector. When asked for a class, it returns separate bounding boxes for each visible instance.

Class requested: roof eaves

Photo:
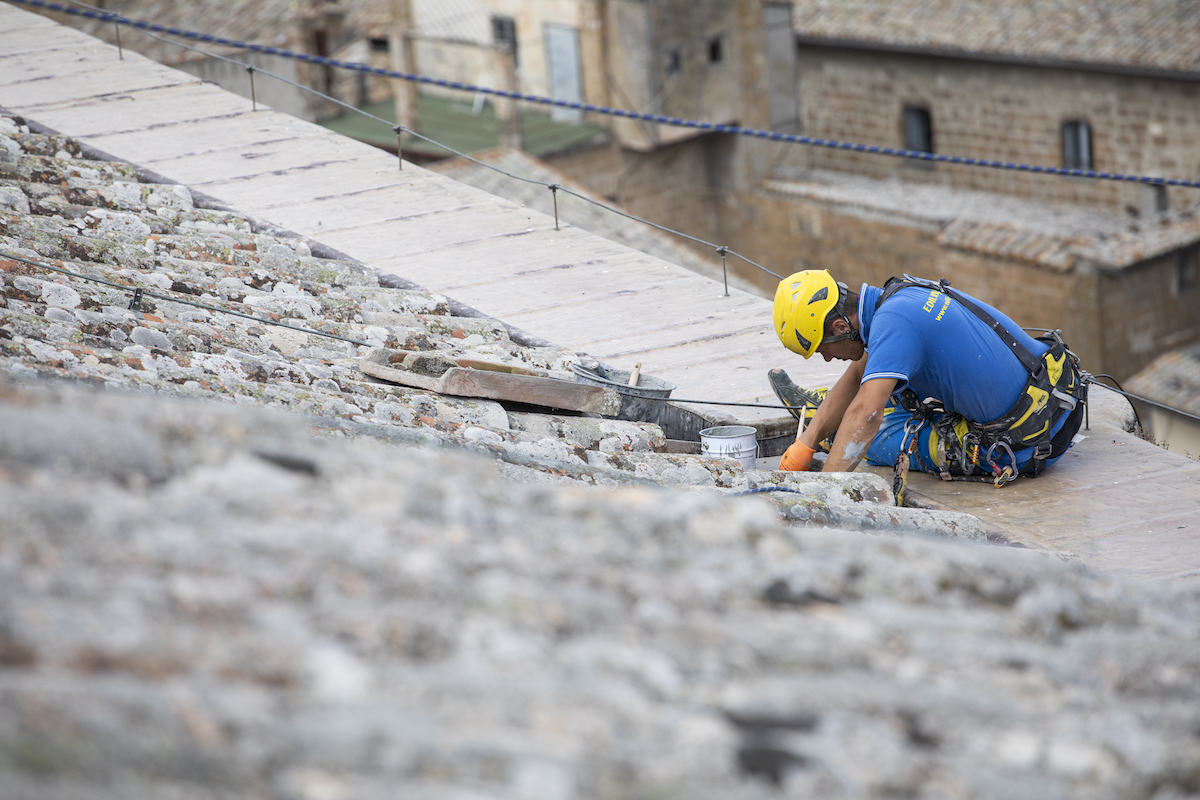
[794,35,1200,83]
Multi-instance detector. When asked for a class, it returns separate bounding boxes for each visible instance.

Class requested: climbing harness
[878,275,1088,502]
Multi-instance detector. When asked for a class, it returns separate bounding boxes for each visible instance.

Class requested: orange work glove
[778,441,816,472]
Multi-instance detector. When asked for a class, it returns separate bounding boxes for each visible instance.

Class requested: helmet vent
[794,330,812,351]
[808,286,828,305]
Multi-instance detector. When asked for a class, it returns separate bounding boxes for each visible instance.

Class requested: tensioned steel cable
[1087,375,1200,425]
[9,0,1200,189]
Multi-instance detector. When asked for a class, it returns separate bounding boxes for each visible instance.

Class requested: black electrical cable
[1087,373,1144,435]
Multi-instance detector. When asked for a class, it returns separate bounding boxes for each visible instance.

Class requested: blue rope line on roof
[12,0,1200,190]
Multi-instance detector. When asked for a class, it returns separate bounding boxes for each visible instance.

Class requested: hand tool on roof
[360,348,621,415]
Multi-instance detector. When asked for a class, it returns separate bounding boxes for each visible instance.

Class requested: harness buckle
[1052,388,1077,411]
[993,466,1014,488]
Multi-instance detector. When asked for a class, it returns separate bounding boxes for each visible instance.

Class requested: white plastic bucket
[700,425,760,470]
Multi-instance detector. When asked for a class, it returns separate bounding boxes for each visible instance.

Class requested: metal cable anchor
[392,125,404,169]
[113,15,123,59]
[246,64,257,111]
[548,184,560,231]
[716,246,729,296]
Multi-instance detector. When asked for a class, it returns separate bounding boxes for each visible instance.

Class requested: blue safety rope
[10,0,1200,190]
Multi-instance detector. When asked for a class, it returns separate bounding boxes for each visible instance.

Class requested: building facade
[545,0,1200,380]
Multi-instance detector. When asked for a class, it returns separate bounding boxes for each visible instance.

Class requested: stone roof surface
[0,112,979,537]
[429,147,759,294]
[792,0,1200,75]
[7,357,1200,800]
[3,12,1200,797]
[766,168,1200,271]
[5,0,1199,576]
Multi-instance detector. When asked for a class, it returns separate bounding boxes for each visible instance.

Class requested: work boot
[768,368,826,422]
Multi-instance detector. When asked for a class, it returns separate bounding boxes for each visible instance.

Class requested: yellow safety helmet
[773,270,847,358]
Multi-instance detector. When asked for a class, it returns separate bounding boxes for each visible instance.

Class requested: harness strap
[878,276,1041,375]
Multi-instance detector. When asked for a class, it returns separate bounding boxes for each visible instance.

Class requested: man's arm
[797,356,868,451]
[821,377,898,472]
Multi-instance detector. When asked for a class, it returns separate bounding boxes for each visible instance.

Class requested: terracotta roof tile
[766,169,1200,271]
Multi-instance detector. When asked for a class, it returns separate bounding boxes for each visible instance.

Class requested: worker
[769,270,1087,493]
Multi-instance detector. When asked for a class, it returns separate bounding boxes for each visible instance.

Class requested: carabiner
[900,417,924,451]
[985,441,1018,479]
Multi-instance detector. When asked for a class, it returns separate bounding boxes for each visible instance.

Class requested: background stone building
[546,0,1200,381]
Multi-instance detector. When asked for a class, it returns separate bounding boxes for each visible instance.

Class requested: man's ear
[830,317,849,335]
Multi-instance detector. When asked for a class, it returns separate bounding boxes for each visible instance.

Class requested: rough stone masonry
[2,376,1200,800]
[3,115,1200,799]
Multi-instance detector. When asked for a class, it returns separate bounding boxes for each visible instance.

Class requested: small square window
[1062,120,1093,170]
[707,35,723,63]
[492,15,518,63]
[665,47,682,74]
[903,106,933,154]
[368,37,389,53]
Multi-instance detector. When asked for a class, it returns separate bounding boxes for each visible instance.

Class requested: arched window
[1062,120,1092,170]
[903,106,933,154]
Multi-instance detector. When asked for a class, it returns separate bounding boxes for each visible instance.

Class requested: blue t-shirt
[857,282,1049,423]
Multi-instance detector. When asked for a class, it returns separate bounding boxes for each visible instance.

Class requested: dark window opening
[368,37,389,53]
[903,106,933,154]
[312,29,329,58]
[708,35,723,63]
[492,15,518,65]
[665,47,682,75]
[1144,183,1169,216]
[1178,247,1198,294]
[1062,120,1093,170]
[311,29,333,92]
